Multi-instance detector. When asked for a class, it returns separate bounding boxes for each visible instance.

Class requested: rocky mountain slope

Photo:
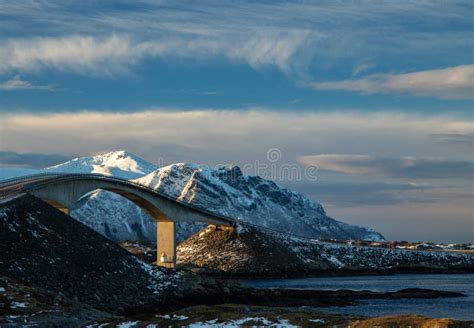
[1,150,384,242]
[177,225,474,277]
[135,163,384,241]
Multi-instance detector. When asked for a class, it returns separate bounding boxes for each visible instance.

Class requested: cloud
[310,65,474,99]
[0,1,472,79]
[0,32,311,76]
[352,63,373,77]
[0,75,54,91]
[431,133,474,147]
[286,180,433,207]
[0,150,73,168]
[0,35,140,75]
[1,109,472,172]
[298,154,474,179]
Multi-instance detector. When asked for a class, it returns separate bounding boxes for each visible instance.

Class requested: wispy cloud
[0,1,472,82]
[298,154,474,179]
[0,35,140,76]
[286,180,434,206]
[310,65,474,99]
[352,63,373,77]
[0,32,311,76]
[0,75,54,91]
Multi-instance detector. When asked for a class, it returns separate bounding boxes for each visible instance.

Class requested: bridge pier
[157,220,176,268]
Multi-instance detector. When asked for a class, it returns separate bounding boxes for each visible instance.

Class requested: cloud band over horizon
[310,65,474,99]
[298,154,474,179]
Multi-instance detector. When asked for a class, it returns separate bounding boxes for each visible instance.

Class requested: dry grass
[349,314,473,328]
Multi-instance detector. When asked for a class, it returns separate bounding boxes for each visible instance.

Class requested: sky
[0,0,473,243]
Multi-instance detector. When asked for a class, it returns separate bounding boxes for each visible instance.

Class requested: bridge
[0,173,235,268]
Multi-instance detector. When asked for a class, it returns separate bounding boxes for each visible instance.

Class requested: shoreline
[184,265,474,280]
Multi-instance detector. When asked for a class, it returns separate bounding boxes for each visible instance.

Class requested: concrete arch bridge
[0,173,235,268]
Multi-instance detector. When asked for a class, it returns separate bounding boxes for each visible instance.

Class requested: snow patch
[116,321,139,328]
[10,301,28,309]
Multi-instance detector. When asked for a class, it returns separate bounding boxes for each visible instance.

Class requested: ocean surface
[240,274,474,320]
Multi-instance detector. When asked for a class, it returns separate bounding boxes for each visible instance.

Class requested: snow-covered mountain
[1,150,385,242]
[134,163,384,241]
[47,150,158,179]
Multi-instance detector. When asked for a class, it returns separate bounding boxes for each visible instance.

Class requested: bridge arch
[16,174,234,268]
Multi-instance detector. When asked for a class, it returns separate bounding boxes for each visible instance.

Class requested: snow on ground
[187,317,299,327]
[131,258,182,294]
[10,301,28,309]
[273,228,474,269]
[156,314,189,320]
[115,321,139,328]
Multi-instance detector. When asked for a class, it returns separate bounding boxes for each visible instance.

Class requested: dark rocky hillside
[0,194,182,313]
[177,224,474,278]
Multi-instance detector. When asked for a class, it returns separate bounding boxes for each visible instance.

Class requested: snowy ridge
[135,163,385,241]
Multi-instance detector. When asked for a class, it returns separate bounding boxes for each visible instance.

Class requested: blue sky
[0,1,473,242]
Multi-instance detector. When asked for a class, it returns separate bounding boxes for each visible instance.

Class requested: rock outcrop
[177,224,474,277]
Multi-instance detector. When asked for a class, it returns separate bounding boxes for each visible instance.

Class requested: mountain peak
[47,150,158,179]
